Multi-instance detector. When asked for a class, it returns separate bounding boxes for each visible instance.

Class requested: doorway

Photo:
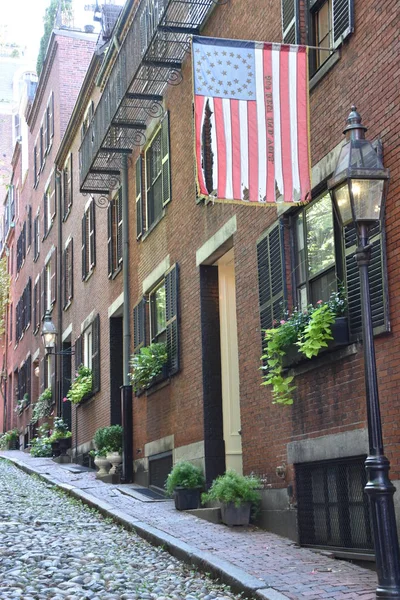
[216,248,243,474]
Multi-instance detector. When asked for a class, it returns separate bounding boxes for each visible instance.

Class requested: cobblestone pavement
[0,460,242,600]
[0,452,379,600]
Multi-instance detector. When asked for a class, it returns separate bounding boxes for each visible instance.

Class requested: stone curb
[1,456,290,600]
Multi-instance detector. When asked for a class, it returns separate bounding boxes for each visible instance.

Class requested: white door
[217,249,243,474]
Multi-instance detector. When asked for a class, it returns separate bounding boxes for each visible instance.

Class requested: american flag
[193,36,311,204]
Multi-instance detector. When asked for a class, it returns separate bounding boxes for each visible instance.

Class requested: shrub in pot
[202,470,261,526]
[48,418,72,457]
[93,425,123,475]
[166,461,205,510]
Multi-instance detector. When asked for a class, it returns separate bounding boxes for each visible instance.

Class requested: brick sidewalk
[0,451,378,600]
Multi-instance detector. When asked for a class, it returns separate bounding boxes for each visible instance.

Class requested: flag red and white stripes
[193,36,311,205]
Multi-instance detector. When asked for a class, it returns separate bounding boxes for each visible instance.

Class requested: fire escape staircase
[79,0,227,194]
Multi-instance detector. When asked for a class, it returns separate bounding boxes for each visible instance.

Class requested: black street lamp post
[329,107,400,598]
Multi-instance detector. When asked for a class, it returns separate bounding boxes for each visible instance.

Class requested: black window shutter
[68,153,73,210]
[90,201,96,268]
[33,145,38,187]
[33,216,37,259]
[333,0,354,48]
[117,190,123,265]
[344,224,388,337]
[43,193,48,236]
[27,278,31,327]
[50,92,54,138]
[257,221,286,350]
[62,248,67,308]
[92,314,100,393]
[69,239,74,301]
[161,112,171,206]
[136,156,143,239]
[81,214,87,280]
[26,356,31,404]
[165,263,179,376]
[27,206,32,248]
[133,298,146,353]
[281,0,299,43]
[75,334,82,371]
[41,268,46,319]
[51,248,57,305]
[51,170,57,219]
[107,201,113,277]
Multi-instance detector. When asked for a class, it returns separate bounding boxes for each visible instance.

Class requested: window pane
[155,285,166,335]
[295,213,307,285]
[310,267,337,305]
[306,193,335,278]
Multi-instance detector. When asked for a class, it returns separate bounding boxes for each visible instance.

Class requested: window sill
[62,208,71,222]
[110,265,122,280]
[83,268,95,283]
[136,364,170,397]
[142,209,166,241]
[63,299,72,311]
[309,51,341,92]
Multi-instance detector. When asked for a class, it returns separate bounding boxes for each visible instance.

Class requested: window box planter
[282,317,349,369]
[173,487,201,511]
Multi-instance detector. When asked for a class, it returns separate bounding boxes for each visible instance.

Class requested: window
[74,314,100,395]
[136,112,170,235]
[16,357,31,407]
[43,172,56,237]
[257,191,388,346]
[62,154,73,218]
[63,238,73,308]
[281,0,299,43]
[296,457,373,552]
[33,213,40,261]
[81,101,94,141]
[107,190,122,277]
[133,264,179,383]
[15,278,31,341]
[33,275,41,334]
[33,141,39,188]
[16,222,26,273]
[294,192,337,308]
[308,0,354,76]
[27,206,32,249]
[39,124,44,171]
[46,92,54,151]
[42,248,57,317]
[150,282,166,344]
[82,200,96,279]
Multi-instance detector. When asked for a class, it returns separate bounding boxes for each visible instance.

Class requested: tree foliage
[36,0,73,76]
[0,257,10,337]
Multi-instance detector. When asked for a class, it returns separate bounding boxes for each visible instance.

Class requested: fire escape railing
[79,0,226,193]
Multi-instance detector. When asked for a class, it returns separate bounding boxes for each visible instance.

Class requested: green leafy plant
[14,393,29,415]
[48,417,71,443]
[165,461,205,496]
[0,257,10,336]
[129,342,168,392]
[0,429,19,450]
[30,388,53,424]
[66,365,93,404]
[202,470,261,508]
[89,449,107,458]
[261,290,346,405]
[93,425,123,454]
[30,424,52,457]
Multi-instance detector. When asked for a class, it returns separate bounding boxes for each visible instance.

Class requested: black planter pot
[51,440,61,457]
[220,502,251,526]
[282,317,349,368]
[173,487,201,511]
[8,438,19,450]
[59,437,72,456]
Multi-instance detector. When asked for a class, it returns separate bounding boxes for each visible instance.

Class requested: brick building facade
[1,0,399,559]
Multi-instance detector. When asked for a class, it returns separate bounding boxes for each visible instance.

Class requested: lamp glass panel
[43,332,56,348]
[334,143,351,176]
[351,179,384,222]
[334,183,353,225]
[349,140,383,170]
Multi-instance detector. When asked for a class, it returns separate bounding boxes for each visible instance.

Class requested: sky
[1,0,104,64]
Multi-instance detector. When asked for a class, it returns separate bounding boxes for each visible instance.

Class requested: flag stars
[242,59,247,64]
[248,72,253,77]
[247,64,252,70]
[236,53,241,59]
[248,91,253,96]
[231,90,236,96]
[234,79,239,84]
[227,60,232,65]
[214,50,219,55]
[243,83,248,89]
[210,62,215,67]
[222,50,227,55]
[246,78,252,84]
[206,70,211,75]
[224,90,228,94]
[237,87,242,92]
[218,80,223,85]
[222,70,227,76]
[207,52,211,56]
[230,52,235,57]
[234,64,239,70]
[218,60,222,65]
[227,81,232,86]
[211,77,216,82]
[215,89,220,94]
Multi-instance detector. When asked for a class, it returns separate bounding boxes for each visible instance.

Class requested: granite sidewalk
[0,451,378,600]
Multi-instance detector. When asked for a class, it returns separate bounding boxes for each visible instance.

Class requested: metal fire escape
[79,0,227,194]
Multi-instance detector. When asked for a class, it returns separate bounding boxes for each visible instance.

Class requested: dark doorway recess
[61,342,72,430]
[109,316,123,425]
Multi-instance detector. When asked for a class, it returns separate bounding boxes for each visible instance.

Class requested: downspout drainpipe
[121,153,133,483]
[57,172,62,421]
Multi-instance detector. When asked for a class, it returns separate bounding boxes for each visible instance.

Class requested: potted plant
[89,449,110,476]
[129,342,168,393]
[202,471,261,526]
[30,388,53,424]
[0,428,19,450]
[29,424,52,457]
[93,425,123,476]
[15,393,29,416]
[66,365,93,404]
[48,417,72,457]
[261,290,347,405]
[166,461,205,510]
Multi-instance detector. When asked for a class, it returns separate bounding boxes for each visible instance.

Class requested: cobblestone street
[0,453,380,600]
[0,461,240,600]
